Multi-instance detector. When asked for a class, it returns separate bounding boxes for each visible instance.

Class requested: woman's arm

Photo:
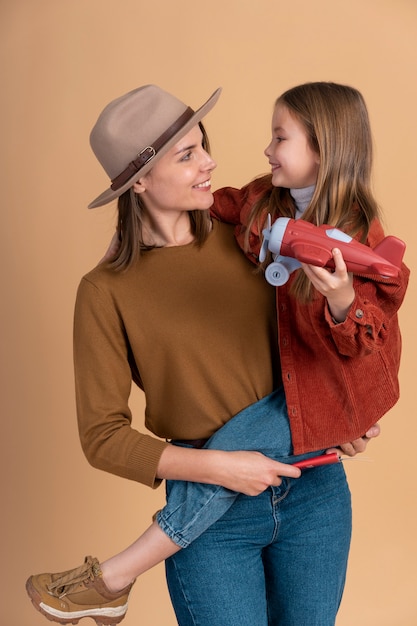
[74,275,171,488]
[156,445,300,496]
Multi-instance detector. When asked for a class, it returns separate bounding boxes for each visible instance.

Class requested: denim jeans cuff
[156,510,192,549]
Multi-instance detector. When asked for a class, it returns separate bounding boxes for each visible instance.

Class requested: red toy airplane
[259,216,406,286]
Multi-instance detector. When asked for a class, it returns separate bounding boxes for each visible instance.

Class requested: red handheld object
[260,215,406,286]
[292,452,340,470]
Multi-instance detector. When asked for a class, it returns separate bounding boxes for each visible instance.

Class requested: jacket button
[355,309,364,318]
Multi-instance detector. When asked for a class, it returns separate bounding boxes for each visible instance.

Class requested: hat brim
[88,87,222,209]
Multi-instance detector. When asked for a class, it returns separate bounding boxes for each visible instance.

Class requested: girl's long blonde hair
[246,82,381,301]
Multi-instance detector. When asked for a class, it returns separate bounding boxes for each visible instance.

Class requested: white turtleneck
[290,185,315,219]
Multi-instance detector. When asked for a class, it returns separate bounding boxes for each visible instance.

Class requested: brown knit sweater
[74,220,279,487]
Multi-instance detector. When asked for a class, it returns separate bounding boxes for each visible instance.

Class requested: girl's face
[134,125,216,216]
[264,104,320,189]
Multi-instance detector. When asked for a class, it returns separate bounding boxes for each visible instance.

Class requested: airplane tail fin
[373,236,406,269]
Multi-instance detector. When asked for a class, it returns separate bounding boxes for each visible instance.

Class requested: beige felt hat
[88,85,221,208]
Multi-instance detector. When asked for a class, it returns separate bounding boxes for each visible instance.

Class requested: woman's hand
[213,450,301,495]
[302,247,355,322]
[157,446,300,496]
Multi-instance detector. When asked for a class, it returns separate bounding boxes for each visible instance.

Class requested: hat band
[110,106,195,191]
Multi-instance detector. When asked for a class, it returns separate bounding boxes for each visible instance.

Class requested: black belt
[172,438,209,449]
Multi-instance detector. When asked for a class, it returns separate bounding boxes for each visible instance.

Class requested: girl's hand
[301,247,355,322]
[326,423,381,457]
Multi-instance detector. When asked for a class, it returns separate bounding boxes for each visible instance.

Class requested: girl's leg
[101,387,292,589]
[27,387,294,626]
[139,387,350,624]
[101,387,291,589]
[27,386,291,624]
[100,520,180,592]
[206,386,291,455]
[157,387,292,547]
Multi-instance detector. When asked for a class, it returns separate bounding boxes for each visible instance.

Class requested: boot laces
[47,556,101,598]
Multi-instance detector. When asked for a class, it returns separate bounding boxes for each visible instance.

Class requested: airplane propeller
[259,214,272,263]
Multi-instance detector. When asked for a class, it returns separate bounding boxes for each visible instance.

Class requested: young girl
[26,82,407,626]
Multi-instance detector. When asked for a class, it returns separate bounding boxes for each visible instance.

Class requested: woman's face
[264,103,320,189]
[134,125,216,216]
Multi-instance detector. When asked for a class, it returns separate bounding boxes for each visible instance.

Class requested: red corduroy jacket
[212,181,410,453]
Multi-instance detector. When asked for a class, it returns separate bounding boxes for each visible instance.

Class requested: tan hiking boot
[25,556,134,625]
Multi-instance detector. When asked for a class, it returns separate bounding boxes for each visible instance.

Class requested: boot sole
[25,577,127,626]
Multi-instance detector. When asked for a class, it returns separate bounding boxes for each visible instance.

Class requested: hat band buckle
[110,106,194,192]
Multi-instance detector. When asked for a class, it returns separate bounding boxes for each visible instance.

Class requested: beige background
[1,0,416,624]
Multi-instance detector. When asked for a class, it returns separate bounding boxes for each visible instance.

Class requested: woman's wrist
[156,444,224,484]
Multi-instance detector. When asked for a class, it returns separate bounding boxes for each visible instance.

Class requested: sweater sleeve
[73,276,169,488]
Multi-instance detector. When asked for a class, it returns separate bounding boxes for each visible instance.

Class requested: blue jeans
[161,388,352,625]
